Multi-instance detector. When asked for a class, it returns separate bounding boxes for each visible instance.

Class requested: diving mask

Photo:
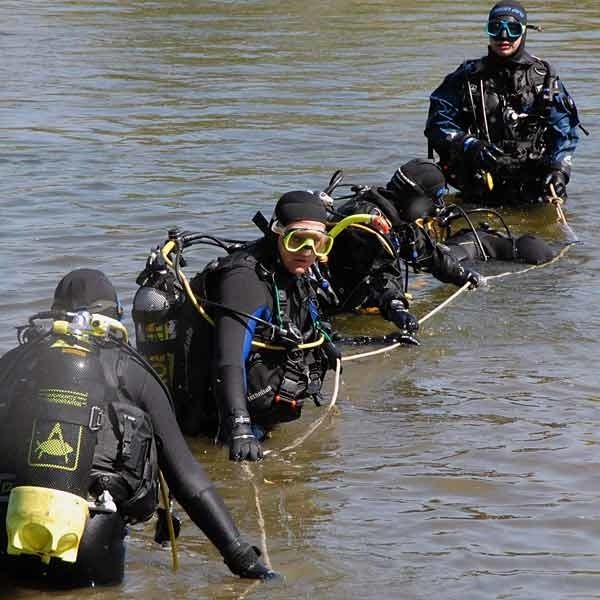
[486,18,525,39]
[281,228,334,257]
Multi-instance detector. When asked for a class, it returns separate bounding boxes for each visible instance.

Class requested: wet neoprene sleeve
[402,225,469,286]
[131,360,241,552]
[211,266,273,427]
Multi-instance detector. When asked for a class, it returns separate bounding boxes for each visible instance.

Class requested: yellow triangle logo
[36,423,74,464]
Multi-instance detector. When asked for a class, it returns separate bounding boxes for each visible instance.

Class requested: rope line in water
[239,215,577,577]
[342,228,578,363]
[241,462,273,570]
[279,358,342,453]
[240,359,342,578]
[341,281,473,362]
[158,470,179,572]
[485,242,573,282]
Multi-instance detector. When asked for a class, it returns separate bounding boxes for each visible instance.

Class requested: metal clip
[88,406,104,431]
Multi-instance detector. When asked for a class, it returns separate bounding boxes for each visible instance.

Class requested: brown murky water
[1,1,599,598]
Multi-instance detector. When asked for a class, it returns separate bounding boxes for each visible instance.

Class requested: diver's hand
[223,539,280,580]
[465,269,485,289]
[229,419,263,462]
[462,136,501,173]
[543,169,568,201]
[387,299,419,334]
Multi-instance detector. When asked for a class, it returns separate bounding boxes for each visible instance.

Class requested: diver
[322,159,484,328]
[0,269,274,587]
[424,0,584,205]
[133,192,340,462]
[321,158,554,321]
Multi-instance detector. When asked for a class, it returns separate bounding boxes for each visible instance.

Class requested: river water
[1,1,599,599]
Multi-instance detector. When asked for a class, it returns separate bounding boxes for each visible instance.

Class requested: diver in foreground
[0,269,274,587]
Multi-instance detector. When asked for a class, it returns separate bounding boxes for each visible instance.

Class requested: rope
[486,242,572,281]
[341,218,578,363]
[279,358,342,453]
[342,282,473,362]
[238,359,341,579]
[241,462,272,570]
[158,470,179,572]
[549,183,579,243]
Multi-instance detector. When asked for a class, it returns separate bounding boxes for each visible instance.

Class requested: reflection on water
[1,0,600,598]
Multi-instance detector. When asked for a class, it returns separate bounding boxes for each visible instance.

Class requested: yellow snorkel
[156,214,390,352]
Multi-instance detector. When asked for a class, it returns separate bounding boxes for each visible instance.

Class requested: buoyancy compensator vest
[197,248,331,429]
[3,313,158,564]
[461,57,557,171]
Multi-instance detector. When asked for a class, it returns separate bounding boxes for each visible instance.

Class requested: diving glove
[386,299,419,333]
[543,169,568,201]
[228,416,263,462]
[223,538,279,580]
[383,299,420,345]
[461,136,502,173]
[465,269,485,289]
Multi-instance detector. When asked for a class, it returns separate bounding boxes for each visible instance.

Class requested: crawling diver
[308,159,557,345]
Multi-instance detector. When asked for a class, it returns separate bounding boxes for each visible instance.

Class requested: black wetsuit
[174,237,330,441]
[323,187,554,317]
[440,227,554,265]
[323,189,474,316]
[0,338,245,587]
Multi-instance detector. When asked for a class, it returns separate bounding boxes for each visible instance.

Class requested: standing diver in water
[133,192,341,462]
[424,1,584,205]
[319,158,554,324]
[0,269,274,587]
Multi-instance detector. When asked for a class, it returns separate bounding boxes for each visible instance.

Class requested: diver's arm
[137,365,271,578]
[424,65,471,156]
[545,78,580,179]
[401,224,473,286]
[212,267,271,460]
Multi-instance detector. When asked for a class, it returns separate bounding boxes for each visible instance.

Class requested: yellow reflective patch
[28,421,82,471]
[39,388,88,408]
[147,352,175,387]
[50,339,90,353]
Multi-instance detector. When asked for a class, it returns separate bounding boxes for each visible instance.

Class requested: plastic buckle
[279,375,301,398]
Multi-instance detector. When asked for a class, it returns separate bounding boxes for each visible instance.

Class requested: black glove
[465,269,485,289]
[387,299,419,334]
[461,136,502,173]
[228,416,263,462]
[543,169,568,201]
[223,538,279,580]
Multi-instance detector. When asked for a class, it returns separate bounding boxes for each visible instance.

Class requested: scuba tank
[4,311,159,565]
[132,248,184,392]
[5,313,110,564]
